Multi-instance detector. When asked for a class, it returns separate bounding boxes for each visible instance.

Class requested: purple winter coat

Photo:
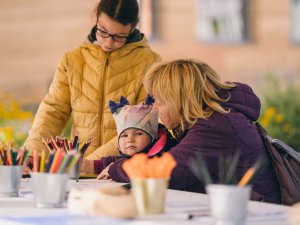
[107,83,281,204]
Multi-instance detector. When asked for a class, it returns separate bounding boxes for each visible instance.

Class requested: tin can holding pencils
[207,184,251,225]
[0,165,23,197]
[131,178,169,214]
[31,172,68,208]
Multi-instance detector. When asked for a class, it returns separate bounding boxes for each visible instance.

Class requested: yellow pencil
[39,149,46,173]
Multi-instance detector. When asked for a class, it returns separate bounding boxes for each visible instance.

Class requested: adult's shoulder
[192,112,233,133]
[181,112,235,148]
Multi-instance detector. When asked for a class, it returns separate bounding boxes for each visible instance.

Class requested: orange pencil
[6,148,12,165]
[50,137,59,151]
[49,150,61,173]
[238,156,264,187]
[238,167,255,187]
[52,151,65,173]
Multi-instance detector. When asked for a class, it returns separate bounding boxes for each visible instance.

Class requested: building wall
[0,0,299,104]
[150,0,300,92]
[0,0,98,104]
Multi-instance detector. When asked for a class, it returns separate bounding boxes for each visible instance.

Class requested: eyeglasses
[95,26,129,43]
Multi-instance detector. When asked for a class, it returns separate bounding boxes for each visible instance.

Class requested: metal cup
[0,165,23,197]
[68,154,82,180]
[31,172,68,208]
[207,184,251,225]
[131,178,169,214]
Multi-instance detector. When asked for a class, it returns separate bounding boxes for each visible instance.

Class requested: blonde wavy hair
[143,59,236,131]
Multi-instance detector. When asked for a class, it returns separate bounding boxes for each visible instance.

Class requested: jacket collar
[82,28,150,60]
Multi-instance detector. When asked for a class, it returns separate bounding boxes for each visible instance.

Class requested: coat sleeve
[24,54,72,154]
[93,156,122,174]
[85,136,120,160]
[168,118,235,191]
[108,159,130,183]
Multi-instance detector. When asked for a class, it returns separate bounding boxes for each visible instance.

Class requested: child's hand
[97,163,114,180]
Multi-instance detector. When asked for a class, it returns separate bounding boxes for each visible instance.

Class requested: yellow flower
[0,94,34,144]
[274,114,283,123]
[0,94,33,121]
[0,126,14,142]
[265,107,276,117]
[260,107,277,127]
[260,117,269,127]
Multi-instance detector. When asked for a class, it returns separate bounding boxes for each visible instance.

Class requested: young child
[81,95,175,179]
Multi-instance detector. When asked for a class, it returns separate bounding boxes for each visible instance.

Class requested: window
[197,0,249,43]
[291,0,300,43]
[139,0,157,41]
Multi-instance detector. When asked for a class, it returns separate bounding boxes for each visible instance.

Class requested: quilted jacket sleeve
[85,136,120,160]
[24,54,72,154]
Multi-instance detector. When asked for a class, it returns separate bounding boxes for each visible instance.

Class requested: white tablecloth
[0,178,291,225]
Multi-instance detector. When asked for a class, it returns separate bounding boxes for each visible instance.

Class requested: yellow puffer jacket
[24,35,160,160]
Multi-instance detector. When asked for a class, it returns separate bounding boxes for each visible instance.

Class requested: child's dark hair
[96,0,139,26]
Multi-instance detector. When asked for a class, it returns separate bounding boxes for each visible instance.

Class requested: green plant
[259,75,300,151]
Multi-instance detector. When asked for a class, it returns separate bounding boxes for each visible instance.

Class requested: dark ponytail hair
[96,0,139,26]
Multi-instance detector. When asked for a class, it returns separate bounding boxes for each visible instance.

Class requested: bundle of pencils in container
[32,149,81,174]
[0,141,29,166]
[41,132,92,155]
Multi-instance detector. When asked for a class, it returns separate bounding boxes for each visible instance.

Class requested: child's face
[96,12,133,52]
[119,128,151,156]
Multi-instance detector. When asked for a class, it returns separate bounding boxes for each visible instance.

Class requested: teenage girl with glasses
[23,0,160,174]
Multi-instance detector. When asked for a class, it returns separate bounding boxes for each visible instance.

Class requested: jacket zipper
[98,52,110,147]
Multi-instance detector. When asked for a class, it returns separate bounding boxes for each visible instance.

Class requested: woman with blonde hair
[104,59,281,204]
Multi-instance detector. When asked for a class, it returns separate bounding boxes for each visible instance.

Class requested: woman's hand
[23,156,33,175]
[97,163,114,180]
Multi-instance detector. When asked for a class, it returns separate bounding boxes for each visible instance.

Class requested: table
[0,178,292,225]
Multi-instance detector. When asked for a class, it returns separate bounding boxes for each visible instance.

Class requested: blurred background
[0,0,300,149]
